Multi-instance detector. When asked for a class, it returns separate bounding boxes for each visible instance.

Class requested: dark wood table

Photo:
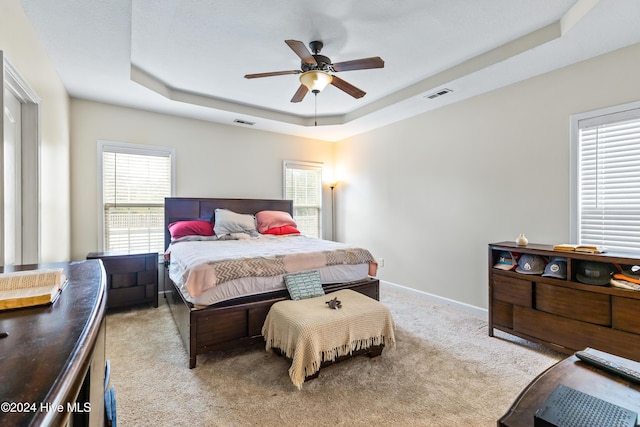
[499,348,640,426]
[0,260,107,426]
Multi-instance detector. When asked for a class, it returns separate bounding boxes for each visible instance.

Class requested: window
[98,141,175,253]
[283,161,323,238]
[571,101,640,252]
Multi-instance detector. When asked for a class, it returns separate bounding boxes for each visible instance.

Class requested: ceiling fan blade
[244,70,300,79]
[330,76,366,99]
[332,56,384,72]
[290,85,309,103]
[285,40,317,65]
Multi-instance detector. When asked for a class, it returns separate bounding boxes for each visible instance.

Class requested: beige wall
[0,0,71,262]
[336,43,640,309]
[69,100,334,260]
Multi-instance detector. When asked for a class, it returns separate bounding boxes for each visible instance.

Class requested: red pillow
[261,225,301,236]
[168,220,214,239]
[255,210,297,233]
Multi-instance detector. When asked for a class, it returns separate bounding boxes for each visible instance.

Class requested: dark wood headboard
[164,197,294,250]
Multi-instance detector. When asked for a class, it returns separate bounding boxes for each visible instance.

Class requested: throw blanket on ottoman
[262,289,396,389]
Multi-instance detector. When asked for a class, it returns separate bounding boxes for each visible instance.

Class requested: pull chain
[314,92,318,127]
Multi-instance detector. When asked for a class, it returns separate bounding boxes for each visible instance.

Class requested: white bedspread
[167,235,378,305]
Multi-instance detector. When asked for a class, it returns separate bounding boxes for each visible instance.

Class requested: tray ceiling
[20,0,640,141]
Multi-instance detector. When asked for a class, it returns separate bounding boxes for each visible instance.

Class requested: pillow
[256,210,297,234]
[284,270,325,300]
[261,225,301,236]
[213,209,258,236]
[168,220,214,240]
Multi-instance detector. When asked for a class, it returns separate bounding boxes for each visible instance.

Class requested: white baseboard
[380,280,487,318]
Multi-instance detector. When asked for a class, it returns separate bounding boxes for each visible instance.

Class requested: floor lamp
[328,181,338,241]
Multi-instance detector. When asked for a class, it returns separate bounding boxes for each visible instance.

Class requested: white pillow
[213,209,258,237]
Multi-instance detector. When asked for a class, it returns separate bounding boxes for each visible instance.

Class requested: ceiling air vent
[424,88,453,100]
[233,119,255,126]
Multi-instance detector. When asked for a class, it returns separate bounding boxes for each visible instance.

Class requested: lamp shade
[299,71,333,93]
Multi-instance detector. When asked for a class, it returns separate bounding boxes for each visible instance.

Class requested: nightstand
[86,251,158,309]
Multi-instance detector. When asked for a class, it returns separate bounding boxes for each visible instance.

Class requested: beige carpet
[105,284,563,426]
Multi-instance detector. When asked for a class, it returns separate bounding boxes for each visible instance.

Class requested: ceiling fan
[244,40,384,103]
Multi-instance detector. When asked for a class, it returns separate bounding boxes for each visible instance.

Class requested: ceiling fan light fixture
[299,70,333,93]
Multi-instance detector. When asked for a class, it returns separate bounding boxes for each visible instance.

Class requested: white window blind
[284,161,322,238]
[100,142,174,253]
[576,106,640,252]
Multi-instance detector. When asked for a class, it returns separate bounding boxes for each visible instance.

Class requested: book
[0,268,66,310]
[575,245,606,254]
[553,244,606,254]
[553,244,579,252]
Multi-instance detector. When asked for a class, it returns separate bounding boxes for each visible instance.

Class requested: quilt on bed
[167,235,378,299]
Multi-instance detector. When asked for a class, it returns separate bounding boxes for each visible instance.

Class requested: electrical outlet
[378,258,384,267]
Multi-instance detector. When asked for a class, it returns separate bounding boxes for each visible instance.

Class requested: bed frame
[164,197,380,368]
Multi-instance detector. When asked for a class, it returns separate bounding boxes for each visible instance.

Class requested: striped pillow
[284,270,324,300]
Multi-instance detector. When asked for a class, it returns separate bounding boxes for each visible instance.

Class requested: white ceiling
[19,0,640,141]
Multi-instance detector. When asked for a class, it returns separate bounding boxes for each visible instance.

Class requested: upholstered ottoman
[262,289,396,389]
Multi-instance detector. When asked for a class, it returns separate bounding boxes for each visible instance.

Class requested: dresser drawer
[535,283,610,326]
[514,306,640,361]
[492,299,514,329]
[492,275,532,307]
[613,296,640,334]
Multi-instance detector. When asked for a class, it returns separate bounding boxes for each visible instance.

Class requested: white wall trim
[380,280,487,318]
[2,53,41,264]
[4,59,41,104]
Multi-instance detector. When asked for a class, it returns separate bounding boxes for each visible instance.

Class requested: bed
[163,197,380,368]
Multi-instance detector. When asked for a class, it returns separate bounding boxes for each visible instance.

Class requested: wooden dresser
[0,260,107,426]
[489,242,640,362]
